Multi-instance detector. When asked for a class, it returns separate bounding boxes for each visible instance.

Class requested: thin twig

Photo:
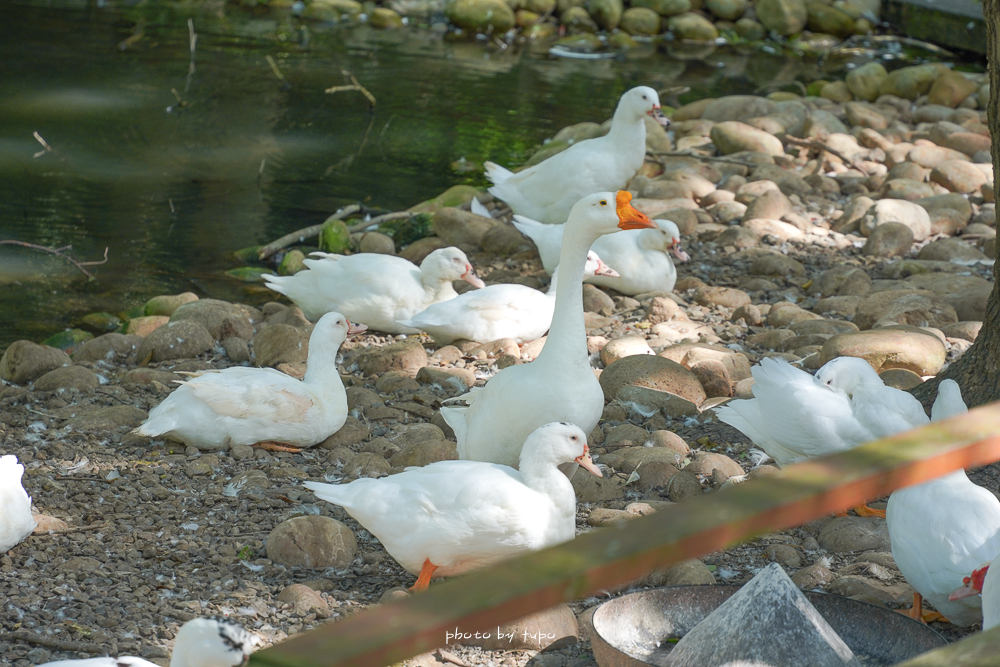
[32,132,52,158]
[347,211,413,234]
[53,475,114,483]
[0,631,104,654]
[185,18,197,90]
[266,55,290,89]
[0,241,108,280]
[783,136,870,176]
[257,204,362,260]
[325,70,376,109]
[647,151,758,168]
[38,522,110,533]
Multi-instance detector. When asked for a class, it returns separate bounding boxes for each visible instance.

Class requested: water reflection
[0,2,979,346]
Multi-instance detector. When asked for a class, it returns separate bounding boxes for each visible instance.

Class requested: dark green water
[0,1,977,347]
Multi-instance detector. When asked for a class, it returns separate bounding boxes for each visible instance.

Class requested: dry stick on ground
[0,241,108,280]
[326,70,377,109]
[0,631,105,655]
[257,204,361,260]
[783,135,870,176]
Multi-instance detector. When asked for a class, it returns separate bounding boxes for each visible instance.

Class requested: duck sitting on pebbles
[38,617,258,667]
[485,86,668,224]
[134,312,364,451]
[305,422,602,591]
[263,246,485,334]
[0,454,36,553]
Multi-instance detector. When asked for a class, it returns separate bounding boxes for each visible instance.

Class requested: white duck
[263,247,485,334]
[396,251,619,346]
[441,191,655,468]
[134,312,364,450]
[716,356,929,516]
[513,216,689,294]
[1,455,36,553]
[38,617,257,667]
[485,86,668,224]
[305,422,602,590]
[887,379,1000,625]
[950,561,1000,631]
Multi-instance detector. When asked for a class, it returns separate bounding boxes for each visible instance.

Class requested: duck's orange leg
[897,593,949,623]
[852,504,886,519]
[253,441,303,453]
[410,559,438,592]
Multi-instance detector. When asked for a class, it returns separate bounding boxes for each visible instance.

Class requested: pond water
[0,1,980,347]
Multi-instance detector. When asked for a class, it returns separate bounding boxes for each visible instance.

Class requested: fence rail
[250,402,1000,667]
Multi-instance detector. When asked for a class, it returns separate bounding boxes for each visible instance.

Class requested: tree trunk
[911,0,1000,409]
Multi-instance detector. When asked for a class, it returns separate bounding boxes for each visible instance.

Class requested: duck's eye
[599,200,607,206]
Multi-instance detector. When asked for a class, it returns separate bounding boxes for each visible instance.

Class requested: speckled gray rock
[136,320,214,363]
[170,299,254,340]
[818,516,891,553]
[253,324,310,368]
[357,338,428,375]
[33,365,100,392]
[0,341,71,384]
[72,333,142,363]
[600,355,707,405]
[669,562,862,667]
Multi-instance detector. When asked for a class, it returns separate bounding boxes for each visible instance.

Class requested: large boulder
[599,354,707,405]
[136,320,214,363]
[266,516,357,569]
[820,328,946,375]
[170,299,255,340]
[0,341,71,385]
[446,0,516,32]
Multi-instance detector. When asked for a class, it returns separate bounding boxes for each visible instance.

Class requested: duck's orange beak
[616,191,655,230]
[575,445,603,478]
[461,264,486,288]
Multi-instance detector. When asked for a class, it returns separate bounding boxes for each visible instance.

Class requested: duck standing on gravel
[442,191,655,468]
[485,86,668,224]
[263,246,484,334]
[37,617,258,667]
[134,312,364,451]
[305,422,602,591]
[0,454,36,553]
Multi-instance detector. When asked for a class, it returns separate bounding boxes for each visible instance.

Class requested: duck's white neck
[304,337,345,387]
[535,229,600,366]
[607,104,646,145]
[517,451,577,511]
[421,274,459,302]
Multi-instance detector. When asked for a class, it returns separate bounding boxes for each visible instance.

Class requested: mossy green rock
[439,185,482,208]
[224,267,272,282]
[42,329,94,353]
[734,17,765,39]
[756,0,807,35]
[523,22,557,37]
[233,245,263,263]
[705,0,745,20]
[279,249,307,275]
[560,7,599,30]
[526,0,556,13]
[587,0,623,30]
[806,2,854,37]
[145,292,199,317]
[80,312,123,333]
[524,139,572,167]
[369,7,405,27]
[608,31,640,49]
[621,7,661,34]
[554,122,606,144]
[669,11,718,40]
[319,218,352,253]
[304,0,363,18]
[558,0,586,12]
[878,64,942,100]
[446,0,516,33]
[632,0,689,15]
[845,62,887,102]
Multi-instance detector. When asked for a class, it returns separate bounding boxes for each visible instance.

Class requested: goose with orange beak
[443,191,654,469]
[485,86,669,224]
[306,422,601,591]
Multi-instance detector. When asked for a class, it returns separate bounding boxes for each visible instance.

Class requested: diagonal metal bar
[250,403,1000,667]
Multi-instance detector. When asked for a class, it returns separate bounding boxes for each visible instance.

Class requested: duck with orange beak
[950,562,1000,631]
[305,422,602,591]
[485,87,669,224]
[442,191,655,469]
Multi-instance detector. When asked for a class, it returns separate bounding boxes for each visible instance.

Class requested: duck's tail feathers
[484,161,513,185]
[439,405,468,453]
[262,273,289,296]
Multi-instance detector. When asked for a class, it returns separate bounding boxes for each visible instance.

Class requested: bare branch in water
[326,70,377,110]
[257,204,362,260]
[348,211,413,234]
[32,132,52,158]
[266,55,291,90]
[0,241,108,280]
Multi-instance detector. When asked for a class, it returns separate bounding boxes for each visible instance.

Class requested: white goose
[134,312,364,451]
[485,87,668,224]
[950,561,1000,631]
[396,251,618,346]
[716,356,929,516]
[513,216,688,294]
[38,617,257,667]
[263,247,484,334]
[441,191,655,468]
[1,455,36,553]
[888,379,1000,625]
[305,422,602,590]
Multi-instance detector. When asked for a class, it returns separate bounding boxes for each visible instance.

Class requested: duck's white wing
[852,385,929,440]
[0,455,36,553]
[511,216,565,274]
[493,137,613,209]
[716,358,873,465]
[177,368,315,422]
